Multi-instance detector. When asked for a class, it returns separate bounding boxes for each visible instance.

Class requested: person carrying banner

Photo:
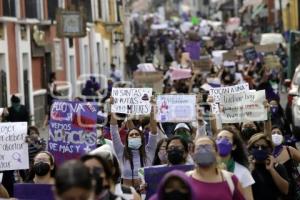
[110,98,158,189]
[216,126,255,200]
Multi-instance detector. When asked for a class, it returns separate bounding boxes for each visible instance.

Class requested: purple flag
[144,164,194,199]
[48,101,97,165]
[14,183,54,200]
[185,40,201,61]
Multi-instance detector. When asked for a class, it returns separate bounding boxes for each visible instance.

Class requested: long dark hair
[123,128,147,166]
[220,126,249,167]
[152,138,168,166]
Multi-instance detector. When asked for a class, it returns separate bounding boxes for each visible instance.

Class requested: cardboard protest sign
[193,56,212,72]
[209,83,249,114]
[14,184,54,200]
[133,71,164,93]
[255,44,278,53]
[0,122,29,171]
[111,88,153,115]
[220,90,267,123]
[212,50,228,66]
[170,68,192,80]
[244,47,257,61]
[144,165,194,199]
[49,101,97,165]
[156,95,196,122]
[223,51,236,61]
[264,55,281,69]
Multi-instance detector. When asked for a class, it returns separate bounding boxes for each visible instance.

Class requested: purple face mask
[217,138,233,157]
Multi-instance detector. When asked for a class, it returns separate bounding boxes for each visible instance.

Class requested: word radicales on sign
[49,101,97,165]
[156,95,196,122]
[111,88,153,115]
[0,122,29,171]
[220,90,267,123]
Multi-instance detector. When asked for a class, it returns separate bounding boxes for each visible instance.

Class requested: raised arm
[110,98,124,156]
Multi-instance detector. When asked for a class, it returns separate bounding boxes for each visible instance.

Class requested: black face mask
[91,168,104,195]
[33,162,50,176]
[167,149,185,165]
[164,190,190,200]
[241,128,257,142]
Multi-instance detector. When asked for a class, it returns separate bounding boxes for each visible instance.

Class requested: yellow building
[282,0,299,31]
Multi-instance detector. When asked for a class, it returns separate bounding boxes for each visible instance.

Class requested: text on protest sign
[220,90,267,123]
[156,95,196,122]
[111,88,152,115]
[0,122,29,171]
[48,101,97,165]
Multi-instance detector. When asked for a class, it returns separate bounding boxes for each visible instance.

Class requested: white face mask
[272,134,283,146]
[128,138,142,150]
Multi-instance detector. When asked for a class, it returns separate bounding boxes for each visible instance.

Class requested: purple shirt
[189,174,245,200]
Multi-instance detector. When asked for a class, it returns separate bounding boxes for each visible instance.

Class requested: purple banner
[14,183,54,200]
[145,164,194,199]
[48,101,97,165]
[185,41,200,61]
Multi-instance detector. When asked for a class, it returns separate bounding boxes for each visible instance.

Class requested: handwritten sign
[0,122,29,171]
[225,17,240,33]
[111,88,152,115]
[156,95,196,122]
[133,72,164,93]
[220,90,267,123]
[14,184,54,200]
[209,83,249,114]
[170,68,192,80]
[145,165,194,199]
[49,101,97,165]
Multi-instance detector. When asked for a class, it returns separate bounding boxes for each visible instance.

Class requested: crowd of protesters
[0,9,300,200]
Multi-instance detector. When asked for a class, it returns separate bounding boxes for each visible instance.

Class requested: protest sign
[133,71,164,93]
[220,90,267,123]
[209,83,249,114]
[111,88,153,115]
[49,101,97,165]
[170,68,192,80]
[156,95,196,122]
[193,56,212,72]
[212,50,228,66]
[14,184,54,200]
[264,55,281,69]
[244,47,257,61]
[0,122,28,171]
[223,51,236,61]
[144,165,194,199]
[255,44,278,53]
[136,63,156,72]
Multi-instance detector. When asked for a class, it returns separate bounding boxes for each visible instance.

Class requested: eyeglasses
[252,145,269,150]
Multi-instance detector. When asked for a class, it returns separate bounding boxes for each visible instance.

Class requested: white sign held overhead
[0,122,29,171]
[156,95,196,122]
[111,88,153,115]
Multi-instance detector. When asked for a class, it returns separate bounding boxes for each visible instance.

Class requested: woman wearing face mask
[27,151,55,184]
[150,170,196,200]
[166,136,190,166]
[55,160,94,200]
[271,126,300,199]
[240,122,260,143]
[187,136,245,200]
[81,154,123,200]
[216,127,255,200]
[110,99,158,188]
[152,139,168,166]
[248,133,289,200]
[269,100,291,135]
